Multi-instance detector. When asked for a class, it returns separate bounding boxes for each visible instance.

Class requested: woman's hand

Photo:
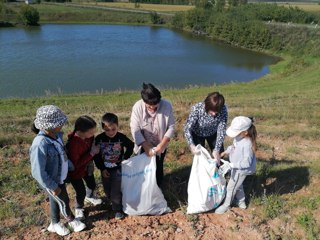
[142,141,156,157]
[154,143,165,155]
[212,150,221,165]
[190,144,201,155]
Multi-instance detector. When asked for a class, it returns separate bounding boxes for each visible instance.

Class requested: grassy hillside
[0,52,319,238]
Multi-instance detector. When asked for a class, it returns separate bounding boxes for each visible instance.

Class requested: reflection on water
[0,24,278,98]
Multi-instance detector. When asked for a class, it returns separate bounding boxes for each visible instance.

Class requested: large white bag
[121,153,171,215]
[187,145,226,214]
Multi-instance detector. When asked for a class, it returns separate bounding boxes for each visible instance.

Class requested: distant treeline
[171,3,320,55]
[128,0,190,4]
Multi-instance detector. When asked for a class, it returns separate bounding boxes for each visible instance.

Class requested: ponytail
[247,124,257,152]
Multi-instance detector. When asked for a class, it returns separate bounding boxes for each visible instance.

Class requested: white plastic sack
[187,145,226,214]
[121,153,171,215]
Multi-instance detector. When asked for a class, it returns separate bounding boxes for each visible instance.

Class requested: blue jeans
[46,184,73,223]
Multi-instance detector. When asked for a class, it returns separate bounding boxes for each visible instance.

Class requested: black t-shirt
[93,132,134,170]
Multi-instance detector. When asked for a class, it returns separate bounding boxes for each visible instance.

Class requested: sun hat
[34,105,68,130]
[226,116,252,138]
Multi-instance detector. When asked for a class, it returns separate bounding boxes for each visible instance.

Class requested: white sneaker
[215,204,230,214]
[75,208,85,220]
[85,196,102,206]
[237,200,247,209]
[68,219,86,232]
[47,222,70,236]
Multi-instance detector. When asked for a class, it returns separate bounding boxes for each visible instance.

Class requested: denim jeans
[46,183,73,223]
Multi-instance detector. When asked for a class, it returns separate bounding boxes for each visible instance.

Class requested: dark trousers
[155,151,166,188]
[70,174,97,209]
[192,132,224,153]
[46,183,73,224]
[101,168,122,212]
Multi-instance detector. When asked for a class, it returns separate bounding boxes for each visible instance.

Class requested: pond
[0,24,278,98]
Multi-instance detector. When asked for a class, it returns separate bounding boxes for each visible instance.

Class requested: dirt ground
[16,204,263,240]
[3,137,319,240]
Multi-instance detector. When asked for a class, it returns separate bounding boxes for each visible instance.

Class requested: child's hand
[87,161,94,176]
[53,187,61,196]
[102,169,110,178]
[220,151,228,158]
[90,143,100,156]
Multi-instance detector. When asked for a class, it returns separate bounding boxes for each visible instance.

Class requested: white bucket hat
[226,116,252,138]
[34,105,68,130]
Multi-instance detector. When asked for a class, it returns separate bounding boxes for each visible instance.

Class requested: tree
[19,5,39,26]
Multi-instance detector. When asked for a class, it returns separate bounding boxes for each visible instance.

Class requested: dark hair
[74,115,97,133]
[66,116,97,150]
[101,112,118,128]
[31,123,40,134]
[141,83,161,105]
[247,122,257,152]
[204,92,225,113]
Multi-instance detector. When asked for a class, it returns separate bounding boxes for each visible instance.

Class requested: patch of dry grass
[75,1,194,12]
[279,2,320,13]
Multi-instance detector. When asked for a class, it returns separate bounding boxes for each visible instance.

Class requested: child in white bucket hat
[30,105,86,236]
[215,116,257,214]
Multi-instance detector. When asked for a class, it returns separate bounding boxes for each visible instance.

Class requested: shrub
[19,5,39,26]
[150,12,164,24]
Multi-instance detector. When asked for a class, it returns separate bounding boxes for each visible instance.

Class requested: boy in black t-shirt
[94,113,134,220]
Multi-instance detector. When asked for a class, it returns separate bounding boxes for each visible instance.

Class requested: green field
[1,52,320,238]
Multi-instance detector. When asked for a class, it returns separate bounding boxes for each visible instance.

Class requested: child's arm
[123,134,134,160]
[220,151,228,158]
[30,141,58,191]
[67,138,95,170]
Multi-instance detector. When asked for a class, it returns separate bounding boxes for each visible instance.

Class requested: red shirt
[67,133,94,180]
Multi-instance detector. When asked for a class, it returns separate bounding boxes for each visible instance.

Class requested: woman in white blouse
[130,83,175,187]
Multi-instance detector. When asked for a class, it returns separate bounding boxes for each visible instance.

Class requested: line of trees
[171,3,320,55]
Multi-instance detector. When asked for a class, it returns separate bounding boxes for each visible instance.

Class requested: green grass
[0,54,319,238]
[35,3,153,24]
